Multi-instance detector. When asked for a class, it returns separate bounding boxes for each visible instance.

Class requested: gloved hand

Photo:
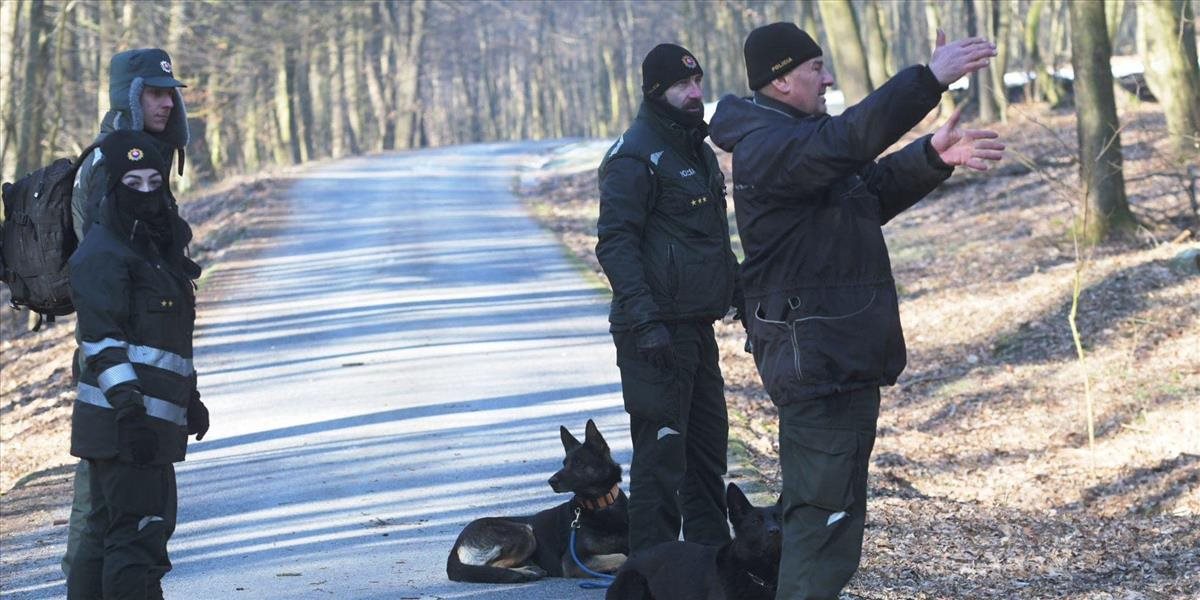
[117,406,158,464]
[187,389,210,441]
[636,323,675,371]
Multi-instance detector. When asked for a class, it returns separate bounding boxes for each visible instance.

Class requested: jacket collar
[751,91,811,120]
[638,99,709,158]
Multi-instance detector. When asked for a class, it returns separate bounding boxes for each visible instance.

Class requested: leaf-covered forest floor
[518,102,1199,599]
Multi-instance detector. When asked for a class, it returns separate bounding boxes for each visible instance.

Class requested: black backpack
[0,145,98,331]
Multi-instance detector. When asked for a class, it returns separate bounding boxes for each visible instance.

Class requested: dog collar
[577,483,621,511]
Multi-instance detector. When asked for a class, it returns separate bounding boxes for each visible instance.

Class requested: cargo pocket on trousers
[785,427,857,512]
[616,356,679,426]
[106,463,167,517]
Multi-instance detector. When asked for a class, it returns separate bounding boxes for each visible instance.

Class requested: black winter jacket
[596,101,740,333]
[708,65,952,404]
[69,191,200,464]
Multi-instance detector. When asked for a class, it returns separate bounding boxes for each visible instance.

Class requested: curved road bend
[2,141,631,599]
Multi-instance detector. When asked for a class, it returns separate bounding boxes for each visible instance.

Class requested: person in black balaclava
[66,129,208,600]
[102,130,173,249]
[595,44,744,556]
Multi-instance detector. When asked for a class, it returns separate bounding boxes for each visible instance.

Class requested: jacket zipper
[667,243,678,297]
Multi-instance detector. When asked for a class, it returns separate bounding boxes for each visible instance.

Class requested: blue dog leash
[569,507,616,589]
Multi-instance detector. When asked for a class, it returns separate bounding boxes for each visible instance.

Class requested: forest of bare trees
[1,0,1197,241]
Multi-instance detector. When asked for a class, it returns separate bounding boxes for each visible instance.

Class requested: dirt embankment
[518,103,1200,598]
[1,170,300,493]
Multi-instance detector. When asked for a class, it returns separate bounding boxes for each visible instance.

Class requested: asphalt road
[2,141,632,599]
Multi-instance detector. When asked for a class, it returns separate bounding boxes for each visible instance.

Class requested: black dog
[446,419,629,583]
[606,482,782,600]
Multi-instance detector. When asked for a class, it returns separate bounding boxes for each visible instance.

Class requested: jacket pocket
[782,426,857,512]
[758,286,895,389]
[749,309,799,401]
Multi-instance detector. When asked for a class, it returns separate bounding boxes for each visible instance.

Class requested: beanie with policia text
[743,22,822,90]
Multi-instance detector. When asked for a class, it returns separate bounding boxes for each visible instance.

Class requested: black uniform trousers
[613,321,731,554]
[67,459,177,600]
[775,386,881,600]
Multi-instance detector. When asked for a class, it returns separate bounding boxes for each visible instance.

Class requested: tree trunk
[393,0,426,149]
[1106,0,1126,42]
[1068,0,1136,244]
[0,0,21,181]
[45,1,75,157]
[988,0,1011,123]
[1137,0,1200,156]
[972,0,1001,123]
[184,118,217,186]
[272,42,300,165]
[863,1,891,89]
[817,0,873,103]
[328,26,347,159]
[16,0,49,176]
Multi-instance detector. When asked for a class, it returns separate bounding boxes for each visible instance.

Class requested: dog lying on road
[605,482,782,600]
[446,419,629,583]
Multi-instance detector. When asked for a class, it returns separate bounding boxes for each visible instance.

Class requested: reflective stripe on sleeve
[80,339,193,376]
[76,383,188,426]
[82,338,129,357]
[97,363,138,393]
[127,345,194,376]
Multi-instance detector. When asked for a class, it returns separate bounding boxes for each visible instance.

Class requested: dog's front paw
[587,553,628,574]
[513,565,547,581]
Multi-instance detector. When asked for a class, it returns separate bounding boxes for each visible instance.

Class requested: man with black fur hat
[66,129,206,599]
[596,43,742,555]
[708,23,1004,599]
[63,47,193,580]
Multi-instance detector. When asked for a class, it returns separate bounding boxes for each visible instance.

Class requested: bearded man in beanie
[63,48,195,582]
[708,23,1004,599]
[596,43,743,554]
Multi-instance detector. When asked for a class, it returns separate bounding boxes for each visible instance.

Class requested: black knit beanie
[744,22,823,90]
[101,129,168,191]
[642,43,703,97]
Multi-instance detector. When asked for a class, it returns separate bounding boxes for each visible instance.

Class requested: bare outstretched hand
[931,107,1005,171]
[928,29,997,86]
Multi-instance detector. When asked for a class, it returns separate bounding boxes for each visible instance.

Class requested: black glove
[117,406,158,464]
[187,389,210,441]
[636,323,675,371]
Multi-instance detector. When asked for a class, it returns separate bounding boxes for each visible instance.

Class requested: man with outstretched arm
[708,23,1004,599]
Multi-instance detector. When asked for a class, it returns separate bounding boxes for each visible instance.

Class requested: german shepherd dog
[605,482,782,600]
[446,419,629,583]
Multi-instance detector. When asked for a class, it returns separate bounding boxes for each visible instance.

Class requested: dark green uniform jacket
[708,65,953,405]
[596,100,740,333]
[69,193,200,465]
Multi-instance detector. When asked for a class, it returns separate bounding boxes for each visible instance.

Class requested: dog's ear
[726,482,753,524]
[561,426,582,452]
[584,419,609,452]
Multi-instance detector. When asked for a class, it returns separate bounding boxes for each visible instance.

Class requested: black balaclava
[100,129,172,248]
